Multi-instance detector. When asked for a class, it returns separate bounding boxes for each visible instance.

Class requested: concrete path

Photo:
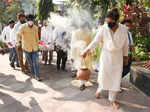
[0,53,150,112]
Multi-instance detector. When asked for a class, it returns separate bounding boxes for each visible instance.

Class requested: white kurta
[86,24,129,91]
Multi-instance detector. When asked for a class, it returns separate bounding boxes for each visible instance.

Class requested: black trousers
[122,54,132,78]
[56,49,67,70]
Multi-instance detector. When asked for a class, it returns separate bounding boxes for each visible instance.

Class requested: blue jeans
[10,48,19,65]
[24,50,39,77]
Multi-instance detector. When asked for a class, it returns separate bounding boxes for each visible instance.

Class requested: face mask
[108,22,116,29]
[28,21,34,26]
[126,26,130,30]
[38,24,42,27]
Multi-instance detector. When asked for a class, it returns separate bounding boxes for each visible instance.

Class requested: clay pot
[77,68,91,81]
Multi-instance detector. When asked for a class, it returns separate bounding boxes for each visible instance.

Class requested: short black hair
[17,13,25,19]
[26,14,35,21]
[121,18,132,24]
[8,20,15,24]
[106,8,120,21]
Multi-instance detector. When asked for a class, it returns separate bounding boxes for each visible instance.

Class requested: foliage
[0,0,22,24]
[134,35,150,61]
[0,40,2,47]
[36,0,54,21]
[66,0,117,24]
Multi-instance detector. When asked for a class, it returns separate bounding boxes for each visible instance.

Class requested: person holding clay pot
[81,8,129,109]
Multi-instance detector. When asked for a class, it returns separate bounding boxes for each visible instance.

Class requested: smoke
[49,8,94,30]
[67,8,94,30]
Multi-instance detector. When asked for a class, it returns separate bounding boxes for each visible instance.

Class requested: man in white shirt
[53,27,70,71]
[1,20,17,68]
[121,18,139,78]
[41,20,54,65]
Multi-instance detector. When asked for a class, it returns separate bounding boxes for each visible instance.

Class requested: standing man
[71,23,93,90]
[13,13,29,72]
[121,18,139,78]
[53,28,69,71]
[1,20,18,67]
[82,8,129,109]
[17,14,41,81]
[41,20,54,65]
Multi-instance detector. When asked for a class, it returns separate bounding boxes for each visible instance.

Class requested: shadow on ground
[0,53,150,112]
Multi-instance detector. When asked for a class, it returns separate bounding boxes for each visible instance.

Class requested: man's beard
[20,21,26,24]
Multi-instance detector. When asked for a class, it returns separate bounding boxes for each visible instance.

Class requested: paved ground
[0,53,150,112]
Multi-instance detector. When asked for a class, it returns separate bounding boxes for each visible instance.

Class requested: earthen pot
[77,68,91,81]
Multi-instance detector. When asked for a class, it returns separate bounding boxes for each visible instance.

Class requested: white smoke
[67,8,94,30]
[49,8,94,30]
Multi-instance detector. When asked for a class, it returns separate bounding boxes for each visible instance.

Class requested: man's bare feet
[110,101,120,110]
[96,91,104,99]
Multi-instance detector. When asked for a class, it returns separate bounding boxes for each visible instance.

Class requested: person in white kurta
[82,8,129,109]
[41,21,54,65]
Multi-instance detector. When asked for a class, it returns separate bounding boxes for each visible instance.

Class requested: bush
[0,40,2,47]
[134,35,150,61]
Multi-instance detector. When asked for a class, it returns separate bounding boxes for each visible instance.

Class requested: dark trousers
[16,46,29,71]
[56,49,67,70]
[43,50,53,64]
[10,47,19,65]
[122,54,132,78]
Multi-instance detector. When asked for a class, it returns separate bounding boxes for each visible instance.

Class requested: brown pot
[77,68,91,81]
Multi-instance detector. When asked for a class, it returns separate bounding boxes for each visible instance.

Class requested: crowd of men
[0,13,70,81]
[0,8,139,109]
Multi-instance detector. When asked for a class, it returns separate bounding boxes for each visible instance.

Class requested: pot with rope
[76,58,91,81]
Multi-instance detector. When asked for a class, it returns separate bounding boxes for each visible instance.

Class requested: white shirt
[9,29,16,48]
[1,26,12,43]
[12,21,23,45]
[128,31,134,45]
[1,26,14,48]
[53,27,70,52]
[41,25,53,44]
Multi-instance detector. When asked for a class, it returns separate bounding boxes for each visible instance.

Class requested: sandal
[80,84,86,91]
[35,76,42,81]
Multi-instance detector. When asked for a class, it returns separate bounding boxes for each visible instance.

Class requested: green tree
[0,0,22,26]
[67,0,117,24]
[36,0,54,21]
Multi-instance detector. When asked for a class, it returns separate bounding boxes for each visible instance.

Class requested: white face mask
[126,26,130,30]
[28,21,34,26]
[38,24,42,27]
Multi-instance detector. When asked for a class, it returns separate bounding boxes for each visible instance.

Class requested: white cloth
[1,26,14,48]
[41,25,53,43]
[10,30,16,48]
[53,27,70,52]
[12,21,23,45]
[1,26,11,43]
[97,88,117,101]
[128,31,134,45]
[86,23,129,91]
[41,25,54,50]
